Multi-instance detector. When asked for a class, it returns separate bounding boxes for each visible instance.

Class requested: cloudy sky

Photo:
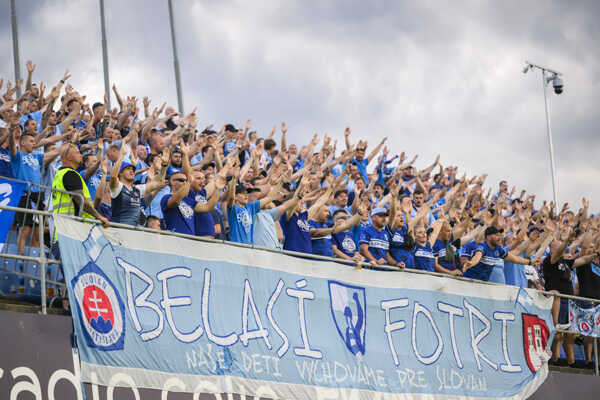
[1,0,599,210]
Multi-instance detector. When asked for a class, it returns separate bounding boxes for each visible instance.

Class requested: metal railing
[0,202,598,375]
[0,176,84,314]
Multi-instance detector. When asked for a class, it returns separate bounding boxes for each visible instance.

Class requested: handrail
[3,203,600,305]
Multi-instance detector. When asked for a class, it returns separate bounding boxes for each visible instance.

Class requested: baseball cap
[119,162,134,173]
[484,226,504,236]
[235,184,261,194]
[370,207,388,217]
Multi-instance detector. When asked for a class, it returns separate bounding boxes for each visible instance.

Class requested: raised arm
[25,61,35,92]
[112,84,124,111]
[367,137,387,164]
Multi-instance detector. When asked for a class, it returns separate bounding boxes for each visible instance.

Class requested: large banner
[56,217,555,400]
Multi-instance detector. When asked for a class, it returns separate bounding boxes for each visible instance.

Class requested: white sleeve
[110,181,123,199]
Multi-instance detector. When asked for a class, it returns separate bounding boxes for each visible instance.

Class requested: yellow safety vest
[52,167,94,220]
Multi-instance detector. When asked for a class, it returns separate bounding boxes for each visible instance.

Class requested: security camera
[552,75,563,94]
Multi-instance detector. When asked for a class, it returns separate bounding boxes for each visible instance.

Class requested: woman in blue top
[412,222,443,272]
[385,190,415,269]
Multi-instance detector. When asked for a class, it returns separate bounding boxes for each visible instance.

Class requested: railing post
[594,338,598,376]
[39,213,46,315]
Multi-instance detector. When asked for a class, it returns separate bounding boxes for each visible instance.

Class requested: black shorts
[14,192,45,227]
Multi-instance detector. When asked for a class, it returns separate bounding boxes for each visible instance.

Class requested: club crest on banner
[522,314,550,373]
[72,262,125,351]
[328,281,366,357]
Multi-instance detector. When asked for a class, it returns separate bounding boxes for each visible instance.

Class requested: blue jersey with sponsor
[280,211,312,254]
[460,240,478,259]
[388,226,414,268]
[189,189,215,237]
[11,151,44,191]
[463,241,507,282]
[228,201,260,244]
[332,230,358,258]
[413,243,435,272]
[359,225,390,261]
[161,194,197,235]
[309,220,333,257]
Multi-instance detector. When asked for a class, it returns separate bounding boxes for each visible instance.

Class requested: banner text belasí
[56,219,555,400]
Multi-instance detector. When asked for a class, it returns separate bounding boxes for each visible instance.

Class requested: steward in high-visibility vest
[51,145,109,242]
[52,167,94,220]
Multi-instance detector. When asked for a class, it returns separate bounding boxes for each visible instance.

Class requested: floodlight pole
[10,0,22,98]
[525,61,562,211]
[541,70,559,211]
[99,0,111,110]
[167,0,184,114]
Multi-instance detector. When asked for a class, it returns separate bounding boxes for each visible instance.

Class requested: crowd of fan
[0,63,599,367]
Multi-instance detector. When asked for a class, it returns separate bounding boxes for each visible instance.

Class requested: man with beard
[463,227,539,282]
[110,143,165,226]
[161,147,227,235]
[188,156,235,238]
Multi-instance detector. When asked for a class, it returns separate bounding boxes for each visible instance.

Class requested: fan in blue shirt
[225,177,280,245]
[331,209,364,262]
[463,226,537,282]
[432,221,463,277]
[359,208,391,265]
[349,135,387,185]
[310,205,363,258]
[412,224,440,272]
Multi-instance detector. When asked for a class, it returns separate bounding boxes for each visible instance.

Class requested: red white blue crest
[71,262,125,351]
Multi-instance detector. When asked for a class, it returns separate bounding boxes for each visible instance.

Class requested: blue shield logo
[328,280,366,357]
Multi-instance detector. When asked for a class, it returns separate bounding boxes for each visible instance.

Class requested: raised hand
[26,60,36,74]
[61,69,71,82]
[281,121,287,134]
[344,127,351,137]
[245,119,252,131]
[582,197,590,209]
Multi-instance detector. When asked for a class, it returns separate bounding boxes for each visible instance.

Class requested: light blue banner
[0,178,25,243]
[56,219,554,399]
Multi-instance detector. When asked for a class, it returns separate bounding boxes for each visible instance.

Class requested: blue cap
[370,207,388,217]
[119,162,134,173]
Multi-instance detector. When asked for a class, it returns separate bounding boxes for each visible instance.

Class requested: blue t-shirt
[161,194,197,235]
[460,240,478,259]
[359,225,390,261]
[11,151,44,191]
[0,147,14,178]
[413,243,435,272]
[83,168,103,200]
[504,250,528,288]
[228,200,260,244]
[388,226,414,268]
[352,157,370,185]
[332,230,358,258]
[309,220,333,257]
[189,189,215,237]
[280,211,312,254]
[463,242,507,282]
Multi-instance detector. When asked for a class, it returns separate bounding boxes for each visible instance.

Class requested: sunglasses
[173,178,187,183]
